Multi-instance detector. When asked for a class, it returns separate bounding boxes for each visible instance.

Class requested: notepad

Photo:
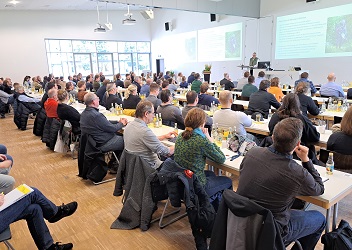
[0,184,34,212]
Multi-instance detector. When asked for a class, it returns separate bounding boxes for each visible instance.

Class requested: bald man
[319,73,344,98]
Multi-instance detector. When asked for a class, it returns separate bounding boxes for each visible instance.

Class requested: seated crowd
[1,68,352,250]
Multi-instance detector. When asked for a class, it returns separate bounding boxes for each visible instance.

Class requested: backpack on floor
[321,220,352,250]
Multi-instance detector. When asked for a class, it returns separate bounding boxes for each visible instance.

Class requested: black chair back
[239,96,250,101]
[319,148,330,164]
[334,116,342,124]
[231,104,244,112]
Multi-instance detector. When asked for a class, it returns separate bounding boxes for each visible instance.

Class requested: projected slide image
[225,30,241,58]
[184,37,197,61]
[325,14,352,53]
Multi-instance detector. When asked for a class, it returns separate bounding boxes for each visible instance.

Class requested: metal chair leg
[151,199,187,229]
[4,240,15,250]
[93,177,116,185]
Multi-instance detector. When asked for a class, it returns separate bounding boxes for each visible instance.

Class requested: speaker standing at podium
[249,52,259,76]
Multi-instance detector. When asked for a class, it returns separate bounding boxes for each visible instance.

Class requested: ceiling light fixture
[9,0,20,4]
[123,5,136,25]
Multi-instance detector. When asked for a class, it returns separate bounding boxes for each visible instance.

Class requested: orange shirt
[268,86,284,102]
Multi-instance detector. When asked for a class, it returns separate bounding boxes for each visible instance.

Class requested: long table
[206,149,352,233]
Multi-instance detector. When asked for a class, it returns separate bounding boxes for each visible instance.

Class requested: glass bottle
[158,113,162,127]
[326,152,334,175]
[154,114,158,128]
[174,123,178,135]
[110,103,115,114]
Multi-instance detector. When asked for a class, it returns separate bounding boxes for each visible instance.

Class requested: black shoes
[49,242,73,250]
[48,202,78,223]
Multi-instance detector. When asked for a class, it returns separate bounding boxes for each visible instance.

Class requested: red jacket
[44,98,59,118]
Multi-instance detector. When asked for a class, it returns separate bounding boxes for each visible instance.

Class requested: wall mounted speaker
[210,14,219,22]
[165,22,172,31]
[306,0,319,2]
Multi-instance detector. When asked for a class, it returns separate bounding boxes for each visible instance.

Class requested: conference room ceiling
[0,0,260,17]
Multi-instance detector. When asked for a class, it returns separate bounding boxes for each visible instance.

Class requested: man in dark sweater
[80,93,127,154]
[246,80,281,118]
[198,82,219,107]
[220,73,234,90]
[237,118,325,250]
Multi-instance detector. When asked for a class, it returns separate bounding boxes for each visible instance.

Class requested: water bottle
[326,153,334,175]
[159,113,162,127]
[154,114,159,128]
[174,123,178,135]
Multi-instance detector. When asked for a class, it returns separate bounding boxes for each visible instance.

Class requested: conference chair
[0,227,15,250]
[239,96,250,101]
[209,189,303,250]
[231,103,245,112]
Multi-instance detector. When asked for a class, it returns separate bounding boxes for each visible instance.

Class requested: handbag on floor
[321,219,352,250]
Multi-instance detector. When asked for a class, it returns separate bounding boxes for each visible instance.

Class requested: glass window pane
[45,40,50,52]
[72,40,96,53]
[118,42,137,53]
[119,54,133,74]
[137,42,150,53]
[91,53,98,74]
[66,53,75,76]
[47,53,63,76]
[132,53,138,74]
[60,40,72,52]
[97,53,113,75]
[73,54,92,77]
[49,40,61,52]
[137,54,151,73]
[96,41,117,52]
[113,53,119,74]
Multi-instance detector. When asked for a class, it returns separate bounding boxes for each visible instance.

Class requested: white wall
[0,10,151,83]
[150,9,255,82]
[260,0,352,84]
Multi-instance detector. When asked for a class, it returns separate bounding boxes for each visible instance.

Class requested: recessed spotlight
[9,0,20,4]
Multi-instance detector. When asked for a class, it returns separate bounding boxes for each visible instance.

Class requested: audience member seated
[0,144,14,194]
[254,71,265,88]
[57,90,81,135]
[115,73,124,88]
[213,91,253,139]
[104,83,123,110]
[145,83,161,112]
[269,93,320,163]
[41,82,57,107]
[0,186,78,250]
[237,118,325,250]
[140,78,152,97]
[44,88,59,119]
[246,80,281,119]
[236,71,249,91]
[327,106,352,155]
[93,74,101,92]
[1,80,13,95]
[179,76,188,88]
[167,78,178,94]
[85,75,93,92]
[268,77,284,102]
[191,73,202,93]
[198,82,219,107]
[319,73,344,97]
[220,73,234,90]
[66,82,77,100]
[77,81,88,103]
[0,89,14,118]
[132,76,142,94]
[14,86,41,130]
[96,79,110,106]
[187,72,195,85]
[241,75,258,98]
[124,100,175,169]
[182,91,213,127]
[174,108,232,210]
[156,90,184,128]
[122,84,141,110]
[347,88,352,99]
[81,93,127,158]
[294,72,317,95]
[295,82,320,117]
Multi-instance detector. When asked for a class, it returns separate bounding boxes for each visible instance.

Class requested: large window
[45,39,151,80]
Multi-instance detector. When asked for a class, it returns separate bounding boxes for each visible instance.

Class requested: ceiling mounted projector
[122,17,136,25]
[94,24,106,32]
[123,5,136,25]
